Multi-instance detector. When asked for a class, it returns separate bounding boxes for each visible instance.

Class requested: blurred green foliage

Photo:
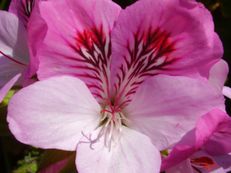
[0,0,230,173]
[13,151,40,173]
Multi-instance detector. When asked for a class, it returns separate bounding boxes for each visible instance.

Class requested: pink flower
[0,11,29,102]
[9,0,48,76]
[162,109,231,173]
[6,0,226,172]
[30,0,222,84]
[0,0,45,102]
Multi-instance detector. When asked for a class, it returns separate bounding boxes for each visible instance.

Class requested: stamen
[81,106,129,151]
[113,27,176,107]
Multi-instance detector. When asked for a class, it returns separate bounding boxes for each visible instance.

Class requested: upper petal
[76,127,161,173]
[36,0,121,101]
[110,0,223,104]
[125,75,225,150]
[7,76,101,150]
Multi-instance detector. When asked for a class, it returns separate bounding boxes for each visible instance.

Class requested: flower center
[96,106,129,149]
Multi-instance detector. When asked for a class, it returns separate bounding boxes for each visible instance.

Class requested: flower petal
[36,0,121,100]
[27,0,47,77]
[0,11,28,87]
[213,154,231,171]
[0,73,21,103]
[161,109,229,170]
[7,76,101,150]
[0,57,24,87]
[203,113,231,155]
[222,86,231,99]
[209,60,229,91]
[0,10,29,64]
[111,0,222,104]
[165,160,194,173]
[125,75,225,150]
[76,127,161,173]
[9,0,41,28]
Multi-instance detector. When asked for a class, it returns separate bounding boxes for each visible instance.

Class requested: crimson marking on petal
[0,50,27,66]
[62,25,111,101]
[114,27,177,108]
[191,156,216,171]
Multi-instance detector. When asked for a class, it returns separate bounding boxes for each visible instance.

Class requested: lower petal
[125,75,225,150]
[76,127,161,173]
[7,76,101,151]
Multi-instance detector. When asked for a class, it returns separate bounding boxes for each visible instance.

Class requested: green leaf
[0,89,16,108]
[13,161,38,173]
[13,150,40,173]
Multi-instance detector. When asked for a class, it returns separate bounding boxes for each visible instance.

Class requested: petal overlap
[125,75,225,150]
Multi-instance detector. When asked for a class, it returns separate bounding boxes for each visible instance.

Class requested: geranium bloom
[6,0,225,172]
[161,60,231,173]
[0,11,29,102]
[9,0,47,76]
[0,0,44,102]
[162,109,231,173]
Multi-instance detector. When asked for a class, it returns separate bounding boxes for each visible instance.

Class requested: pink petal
[27,1,47,77]
[222,86,231,99]
[0,57,24,87]
[165,160,194,173]
[9,0,45,76]
[195,109,228,148]
[0,11,29,64]
[203,113,231,155]
[161,109,228,170]
[209,60,229,91]
[125,75,225,150]
[9,0,38,27]
[36,0,121,100]
[76,127,161,173]
[213,154,231,171]
[7,76,101,150]
[0,73,21,103]
[111,0,223,103]
[0,11,28,86]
